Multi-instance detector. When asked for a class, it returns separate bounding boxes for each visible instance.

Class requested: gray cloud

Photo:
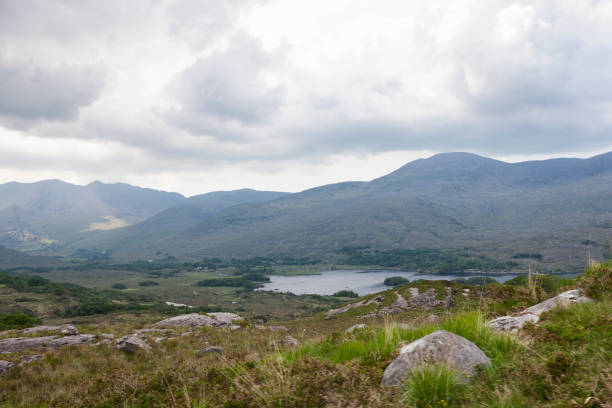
[0,59,106,128]
[165,34,285,138]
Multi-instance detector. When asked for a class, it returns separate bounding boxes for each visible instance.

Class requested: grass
[0,263,609,407]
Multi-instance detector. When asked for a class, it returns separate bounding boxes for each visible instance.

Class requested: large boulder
[489,289,592,332]
[152,313,243,328]
[381,330,491,387]
[115,336,152,353]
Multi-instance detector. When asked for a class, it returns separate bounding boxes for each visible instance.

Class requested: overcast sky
[1,0,612,196]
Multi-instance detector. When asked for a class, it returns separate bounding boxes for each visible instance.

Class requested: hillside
[0,262,610,407]
[0,180,185,250]
[81,152,612,269]
[0,246,64,269]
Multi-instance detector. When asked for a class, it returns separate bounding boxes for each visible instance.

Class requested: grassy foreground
[0,264,610,407]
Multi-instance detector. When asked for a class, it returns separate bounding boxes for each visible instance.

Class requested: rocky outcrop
[381,330,491,387]
[0,334,96,353]
[489,289,592,332]
[410,287,453,310]
[152,313,243,328]
[21,324,78,336]
[325,296,384,319]
[115,336,152,353]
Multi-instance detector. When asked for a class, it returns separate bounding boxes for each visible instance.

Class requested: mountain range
[2,152,612,270]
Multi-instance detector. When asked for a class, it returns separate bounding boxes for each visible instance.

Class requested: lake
[257,269,522,296]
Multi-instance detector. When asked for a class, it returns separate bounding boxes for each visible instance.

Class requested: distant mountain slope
[0,180,185,249]
[80,189,290,252]
[0,245,64,269]
[82,152,612,268]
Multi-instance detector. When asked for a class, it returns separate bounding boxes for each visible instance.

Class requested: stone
[21,324,79,336]
[115,336,152,353]
[19,354,43,366]
[48,334,97,348]
[153,313,243,328]
[488,313,539,332]
[0,336,56,353]
[488,289,592,332]
[523,289,591,316]
[272,335,300,348]
[207,312,243,324]
[345,324,367,333]
[381,330,491,387]
[0,360,15,374]
[0,334,96,353]
[198,346,223,354]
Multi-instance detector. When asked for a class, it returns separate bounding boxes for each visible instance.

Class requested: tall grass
[401,365,466,408]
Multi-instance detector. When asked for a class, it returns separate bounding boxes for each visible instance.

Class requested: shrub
[139,280,159,286]
[401,365,467,408]
[111,283,127,290]
[384,276,410,286]
[0,312,41,330]
[577,263,612,299]
[332,290,358,297]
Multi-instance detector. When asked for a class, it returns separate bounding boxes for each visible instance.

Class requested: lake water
[257,269,522,296]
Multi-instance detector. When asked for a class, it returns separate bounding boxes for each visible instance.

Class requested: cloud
[165,34,286,138]
[0,59,106,128]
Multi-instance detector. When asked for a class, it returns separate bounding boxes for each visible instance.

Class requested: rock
[19,354,43,366]
[381,330,491,387]
[0,360,15,374]
[115,336,152,353]
[272,335,300,348]
[524,289,592,316]
[153,313,243,328]
[488,313,539,331]
[21,324,79,336]
[410,288,443,309]
[345,324,367,333]
[100,333,115,340]
[134,328,170,336]
[0,334,96,353]
[0,336,56,353]
[255,325,290,332]
[489,289,592,332]
[198,346,223,354]
[207,312,243,324]
[380,292,410,315]
[394,323,414,330]
[49,334,97,348]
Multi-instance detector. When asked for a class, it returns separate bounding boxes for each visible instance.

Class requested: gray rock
[394,323,414,330]
[19,354,43,366]
[207,312,243,324]
[48,334,97,348]
[381,330,491,386]
[21,324,79,336]
[100,333,115,340]
[524,289,592,316]
[488,289,592,332]
[198,346,223,354]
[0,334,96,353]
[272,335,300,348]
[488,313,539,332]
[345,324,367,333]
[115,336,152,353]
[0,336,57,353]
[153,313,243,328]
[134,328,170,336]
[0,360,15,374]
